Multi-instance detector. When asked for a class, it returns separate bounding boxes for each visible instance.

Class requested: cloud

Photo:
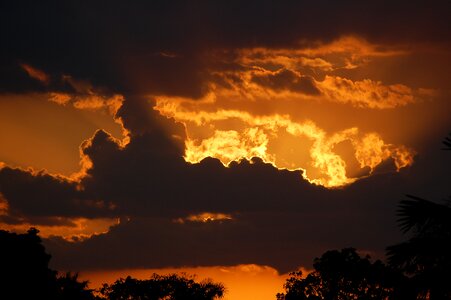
[250,68,320,95]
[0,166,113,220]
[1,1,449,97]
[0,94,448,273]
[0,217,117,241]
[20,63,50,84]
[1,0,450,276]
[155,99,415,187]
[49,92,124,116]
[236,37,408,73]
[318,76,415,109]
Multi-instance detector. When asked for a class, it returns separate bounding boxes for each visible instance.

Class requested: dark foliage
[0,228,97,300]
[387,196,451,299]
[0,228,57,299]
[0,228,225,299]
[276,248,410,300]
[386,134,451,299]
[56,272,97,300]
[98,273,225,300]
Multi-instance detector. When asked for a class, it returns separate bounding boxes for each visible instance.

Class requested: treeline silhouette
[0,228,225,300]
[1,134,450,300]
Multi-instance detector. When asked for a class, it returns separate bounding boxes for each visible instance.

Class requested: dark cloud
[0,124,448,273]
[1,0,449,97]
[44,157,439,272]
[1,101,448,272]
[251,69,320,95]
[0,167,112,223]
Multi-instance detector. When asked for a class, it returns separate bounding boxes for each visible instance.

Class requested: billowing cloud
[0,93,448,273]
[155,98,415,187]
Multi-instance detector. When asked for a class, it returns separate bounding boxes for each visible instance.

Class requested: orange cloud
[48,75,124,115]
[209,61,417,110]
[318,76,415,109]
[20,63,50,84]
[0,215,118,241]
[48,92,71,105]
[296,36,408,58]
[48,92,124,115]
[0,193,8,216]
[236,36,408,72]
[174,212,233,224]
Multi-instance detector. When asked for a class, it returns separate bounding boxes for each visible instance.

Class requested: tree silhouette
[0,228,59,299]
[276,248,407,300]
[386,196,451,299]
[0,228,98,300]
[56,272,97,300]
[0,228,226,300]
[98,273,225,300]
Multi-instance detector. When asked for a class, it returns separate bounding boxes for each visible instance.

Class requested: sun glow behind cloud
[155,98,414,188]
[0,36,425,248]
[152,37,421,187]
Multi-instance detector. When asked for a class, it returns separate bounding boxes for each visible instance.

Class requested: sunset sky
[1,1,450,299]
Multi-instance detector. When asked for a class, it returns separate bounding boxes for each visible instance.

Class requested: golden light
[155,98,414,187]
[152,38,421,188]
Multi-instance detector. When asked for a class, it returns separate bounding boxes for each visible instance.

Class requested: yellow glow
[174,212,233,223]
[151,40,422,187]
[155,99,414,187]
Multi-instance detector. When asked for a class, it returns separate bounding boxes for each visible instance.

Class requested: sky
[0,1,450,299]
